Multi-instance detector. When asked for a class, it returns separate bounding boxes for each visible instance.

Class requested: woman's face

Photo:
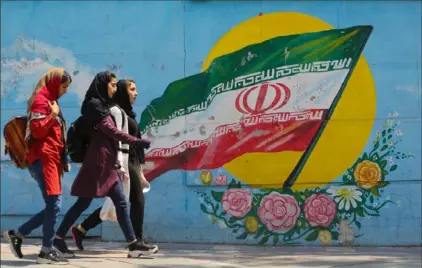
[58,80,71,97]
[107,78,118,98]
[127,82,137,105]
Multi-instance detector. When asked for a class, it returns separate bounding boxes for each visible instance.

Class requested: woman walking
[53,72,152,258]
[4,68,72,264]
[70,79,158,254]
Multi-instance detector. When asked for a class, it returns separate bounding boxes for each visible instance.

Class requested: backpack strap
[110,105,126,131]
[117,106,128,153]
[110,113,117,126]
[109,105,124,127]
[110,105,129,154]
[120,108,126,131]
[119,107,128,153]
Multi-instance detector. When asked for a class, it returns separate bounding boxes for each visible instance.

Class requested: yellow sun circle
[201,12,376,190]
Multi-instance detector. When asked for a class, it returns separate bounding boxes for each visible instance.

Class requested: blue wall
[1,1,421,246]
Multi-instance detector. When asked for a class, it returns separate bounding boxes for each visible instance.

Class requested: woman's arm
[29,114,57,139]
[97,115,150,147]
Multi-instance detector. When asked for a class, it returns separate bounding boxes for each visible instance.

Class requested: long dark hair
[81,71,117,126]
[112,79,137,118]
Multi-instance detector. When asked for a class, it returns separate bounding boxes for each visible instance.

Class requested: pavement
[1,238,421,268]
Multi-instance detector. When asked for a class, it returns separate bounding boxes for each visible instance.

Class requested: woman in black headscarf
[54,72,152,258]
[69,79,158,254]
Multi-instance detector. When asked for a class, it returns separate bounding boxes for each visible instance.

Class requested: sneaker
[138,237,159,254]
[127,240,157,258]
[53,238,75,258]
[36,249,69,265]
[3,230,23,259]
[71,226,85,251]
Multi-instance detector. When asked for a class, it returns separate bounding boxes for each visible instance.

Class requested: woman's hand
[49,101,60,117]
[136,138,151,150]
[64,163,71,172]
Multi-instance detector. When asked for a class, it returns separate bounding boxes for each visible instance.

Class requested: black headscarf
[112,80,137,119]
[113,79,145,164]
[81,72,113,125]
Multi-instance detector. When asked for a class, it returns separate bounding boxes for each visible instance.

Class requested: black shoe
[127,240,158,258]
[3,230,23,259]
[138,237,159,254]
[53,238,75,258]
[71,226,85,251]
[37,249,69,265]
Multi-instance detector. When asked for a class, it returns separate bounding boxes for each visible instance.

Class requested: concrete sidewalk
[1,238,421,268]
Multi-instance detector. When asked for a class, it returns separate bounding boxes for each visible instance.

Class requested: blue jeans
[17,160,61,249]
[56,179,136,242]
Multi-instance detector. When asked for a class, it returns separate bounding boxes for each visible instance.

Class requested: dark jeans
[81,163,145,238]
[56,178,136,242]
[18,160,61,249]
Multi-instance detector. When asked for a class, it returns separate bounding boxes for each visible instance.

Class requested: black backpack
[66,116,91,163]
[66,107,125,163]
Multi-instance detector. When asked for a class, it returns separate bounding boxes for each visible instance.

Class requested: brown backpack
[3,116,28,169]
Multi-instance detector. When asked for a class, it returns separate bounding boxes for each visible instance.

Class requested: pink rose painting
[199,115,404,245]
[222,189,252,218]
[215,174,227,185]
[257,192,300,233]
[304,193,337,227]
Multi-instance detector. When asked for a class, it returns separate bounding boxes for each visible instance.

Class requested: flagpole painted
[282,25,374,190]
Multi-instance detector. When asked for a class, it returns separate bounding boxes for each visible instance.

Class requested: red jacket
[26,75,65,196]
[26,114,64,195]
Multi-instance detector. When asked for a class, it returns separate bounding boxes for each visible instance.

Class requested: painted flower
[393,111,399,117]
[222,189,252,218]
[354,160,382,189]
[214,174,227,186]
[200,171,212,185]
[257,192,300,234]
[395,129,403,136]
[304,194,336,227]
[388,140,393,147]
[318,230,332,246]
[244,216,259,233]
[387,120,393,125]
[327,186,363,211]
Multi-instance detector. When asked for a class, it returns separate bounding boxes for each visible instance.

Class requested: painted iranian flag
[139,25,373,184]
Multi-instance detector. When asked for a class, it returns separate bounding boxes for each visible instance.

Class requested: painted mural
[140,25,373,182]
[196,114,412,246]
[1,2,421,246]
[137,12,415,246]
